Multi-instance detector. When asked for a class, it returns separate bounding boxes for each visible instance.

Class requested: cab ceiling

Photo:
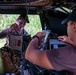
[0,0,76,14]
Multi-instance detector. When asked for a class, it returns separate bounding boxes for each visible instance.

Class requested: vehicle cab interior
[0,0,76,75]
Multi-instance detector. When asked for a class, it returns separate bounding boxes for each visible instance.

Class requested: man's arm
[25,32,54,70]
[0,28,9,39]
[0,23,17,39]
[58,35,76,46]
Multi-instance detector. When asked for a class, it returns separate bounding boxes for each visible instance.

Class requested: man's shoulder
[58,45,72,49]
[22,29,29,35]
[2,28,9,33]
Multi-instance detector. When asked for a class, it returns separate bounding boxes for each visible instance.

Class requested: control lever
[38,30,50,50]
[42,30,51,48]
[39,30,51,50]
[42,30,50,44]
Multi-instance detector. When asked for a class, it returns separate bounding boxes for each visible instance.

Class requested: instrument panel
[49,39,67,49]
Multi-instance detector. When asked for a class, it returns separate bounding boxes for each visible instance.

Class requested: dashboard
[49,39,67,49]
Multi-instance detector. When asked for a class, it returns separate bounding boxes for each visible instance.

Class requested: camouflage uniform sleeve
[0,28,9,39]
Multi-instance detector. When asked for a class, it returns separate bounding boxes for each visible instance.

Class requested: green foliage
[25,15,42,36]
[0,14,42,47]
[0,14,18,31]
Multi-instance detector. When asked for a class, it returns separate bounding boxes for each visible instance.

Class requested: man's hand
[58,35,76,46]
[36,32,45,41]
[58,35,69,43]
[9,24,19,32]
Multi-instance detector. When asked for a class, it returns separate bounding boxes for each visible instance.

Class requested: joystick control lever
[42,30,50,44]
